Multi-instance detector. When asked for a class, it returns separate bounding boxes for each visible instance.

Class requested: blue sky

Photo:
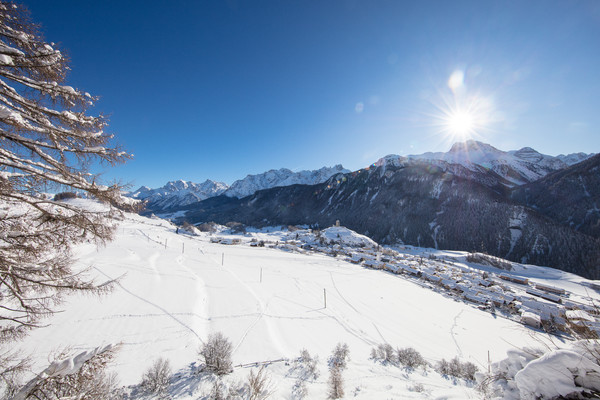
[23,0,600,188]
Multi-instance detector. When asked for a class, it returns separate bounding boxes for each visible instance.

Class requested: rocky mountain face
[223,165,349,198]
[129,179,228,210]
[175,159,600,280]
[512,153,600,239]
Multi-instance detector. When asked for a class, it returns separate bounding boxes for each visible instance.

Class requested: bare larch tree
[0,0,132,392]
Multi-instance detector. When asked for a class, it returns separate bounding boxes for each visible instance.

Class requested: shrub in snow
[141,358,171,397]
[461,360,478,381]
[436,357,478,381]
[408,382,425,392]
[372,343,396,364]
[291,379,308,400]
[328,343,350,370]
[200,332,233,376]
[397,347,427,369]
[210,378,226,400]
[291,349,319,380]
[245,366,274,400]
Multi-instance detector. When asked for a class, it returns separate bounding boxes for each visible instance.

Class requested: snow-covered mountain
[378,140,594,186]
[223,164,349,198]
[129,179,228,210]
[129,165,350,212]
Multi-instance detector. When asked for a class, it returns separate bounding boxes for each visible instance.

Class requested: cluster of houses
[207,228,600,338]
[344,247,599,338]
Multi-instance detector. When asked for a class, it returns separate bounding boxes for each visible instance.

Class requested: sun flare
[446,110,475,136]
[424,69,499,146]
[431,93,494,144]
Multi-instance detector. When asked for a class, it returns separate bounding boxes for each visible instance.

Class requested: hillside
[17,200,599,399]
[512,153,600,239]
[176,160,600,280]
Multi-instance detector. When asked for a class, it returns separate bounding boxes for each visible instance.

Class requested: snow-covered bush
[289,349,319,400]
[408,382,425,392]
[371,343,396,364]
[477,341,600,399]
[397,347,427,369]
[141,358,171,397]
[291,349,319,380]
[200,332,233,376]
[328,343,350,370]
[245,366,274,400]
[13,345,120,400]
[291,379,308,400]
[436,357,478,380]
[210,378,226,400]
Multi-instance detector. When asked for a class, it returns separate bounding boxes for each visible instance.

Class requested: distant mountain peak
[224,164,350,198]
[128,179,229,210]
[128,165,351,212]
[448,140,501,154]
[404,141,594,187]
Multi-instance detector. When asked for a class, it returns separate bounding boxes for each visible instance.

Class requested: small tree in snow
[372,343,396,364]
[328,342,350,370]
[141,357,172,397]
[327,343,349,399]
[397,347,427,369]
[200,332,233,376]
[245,365,274,400]
[327,366,344,399]
[436,357,478,381]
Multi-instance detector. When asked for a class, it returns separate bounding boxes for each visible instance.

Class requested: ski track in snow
[93,266,203,343]
[330,271,386,344]
[329,272,361,314]
[450,310,464,357]
[197,247,290,358]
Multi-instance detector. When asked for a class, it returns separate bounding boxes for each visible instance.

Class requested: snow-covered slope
[224,165,349,198]
[16,200,600,399]
[129,179,228,209]
[377,140,594,186]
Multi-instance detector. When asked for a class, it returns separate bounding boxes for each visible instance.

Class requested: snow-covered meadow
[17,201,600,398]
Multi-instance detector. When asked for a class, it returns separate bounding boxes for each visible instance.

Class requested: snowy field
[17,203,597,399]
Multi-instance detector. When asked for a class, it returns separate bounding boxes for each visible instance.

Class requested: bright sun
[445,110,475,137]
[427,69,497,144]
[434,96,492,143]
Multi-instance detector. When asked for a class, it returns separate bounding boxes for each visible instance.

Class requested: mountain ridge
[171,156,600,279]
[130,141,593,214]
